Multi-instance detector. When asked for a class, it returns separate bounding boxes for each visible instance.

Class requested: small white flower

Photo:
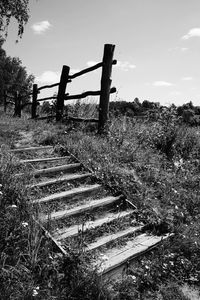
[100,253,109,261]
[22,222,28,227]
[102,255,109,261]
[0,191,3,196]
[174,161,179,168]
[0,184,2,189]
[127,274,137,282]
[32,289,39,296]
[7,204,17,209]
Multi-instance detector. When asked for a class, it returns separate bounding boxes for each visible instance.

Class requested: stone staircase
[11,145,170,279]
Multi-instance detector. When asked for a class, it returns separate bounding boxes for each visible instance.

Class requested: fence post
[98,44,115,134]
[56,65,70,122]
[32,84,38,119]
[13,92,22,117]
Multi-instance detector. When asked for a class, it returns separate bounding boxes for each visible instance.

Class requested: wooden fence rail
[3,44,116,133]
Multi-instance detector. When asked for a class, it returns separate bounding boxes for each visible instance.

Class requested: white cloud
[181,76,193,81]
[36,71,60,84]
[153,81,174,87]
[182,28,200,40]
[86,60,136,72]
[116,61,136,71]
[86,61,98,67]
[32,20,51,34]
[169,47,189,52]
[70,69,80,75]
[181,47,189,52]
[169,91,181,96]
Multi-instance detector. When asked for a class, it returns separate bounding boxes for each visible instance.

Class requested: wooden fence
[4,44,117,133]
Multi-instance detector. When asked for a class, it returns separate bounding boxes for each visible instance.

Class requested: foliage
[0,105,200,298]
[0,40,34,104]
[0,145,110,299]
[0,0,30,39]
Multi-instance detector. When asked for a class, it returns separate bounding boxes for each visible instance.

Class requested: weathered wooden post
[56,65,70,122]
[98,44,115,134]
[14,92,22,117]
[32,84,38,119]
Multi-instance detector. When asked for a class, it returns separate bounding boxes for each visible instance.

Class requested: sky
[3,0,200,106]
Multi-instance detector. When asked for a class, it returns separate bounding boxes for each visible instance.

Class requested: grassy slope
[0,107,200,299]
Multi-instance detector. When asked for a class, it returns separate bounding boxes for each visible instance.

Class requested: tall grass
[0,124,110,299]
[1,104,200,299]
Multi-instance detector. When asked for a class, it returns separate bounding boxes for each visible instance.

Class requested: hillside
[0,106,200,299]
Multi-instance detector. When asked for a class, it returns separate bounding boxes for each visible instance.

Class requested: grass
[0,105,200,299]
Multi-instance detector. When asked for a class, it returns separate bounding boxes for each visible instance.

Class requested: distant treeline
[109,98,200,126]
[39,97,200,126]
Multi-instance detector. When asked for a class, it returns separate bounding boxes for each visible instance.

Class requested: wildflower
[0,184,2,189]
[7,204,17,209]
[174,158,183,168]
[100,254,109,261]
[0,191,3,196]
[169,253,175,257]
[32,287,39,296]
[22,222,28,227]
[172,188,177,194]
[127,274,137,282]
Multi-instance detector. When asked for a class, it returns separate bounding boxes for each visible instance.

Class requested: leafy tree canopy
[0,0,30,39]
[0,40,34,104]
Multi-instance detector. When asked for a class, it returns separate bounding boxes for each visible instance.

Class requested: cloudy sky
[3,0,200,105]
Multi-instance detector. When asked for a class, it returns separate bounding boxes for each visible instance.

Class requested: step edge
[86,225,143,252]
[20,156,70,163]
[99,233,172,276]
[32,183,102,204]
[43,195,122,221]
[29,173,93,188]
[11,145,53,152]
[33,163,81,174]
[53,209,134,240]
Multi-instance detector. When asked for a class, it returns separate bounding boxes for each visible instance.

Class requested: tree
[0,40,34,105]
[0,0,30,39]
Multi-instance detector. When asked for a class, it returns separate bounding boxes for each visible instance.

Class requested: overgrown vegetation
[0,103,200,299]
